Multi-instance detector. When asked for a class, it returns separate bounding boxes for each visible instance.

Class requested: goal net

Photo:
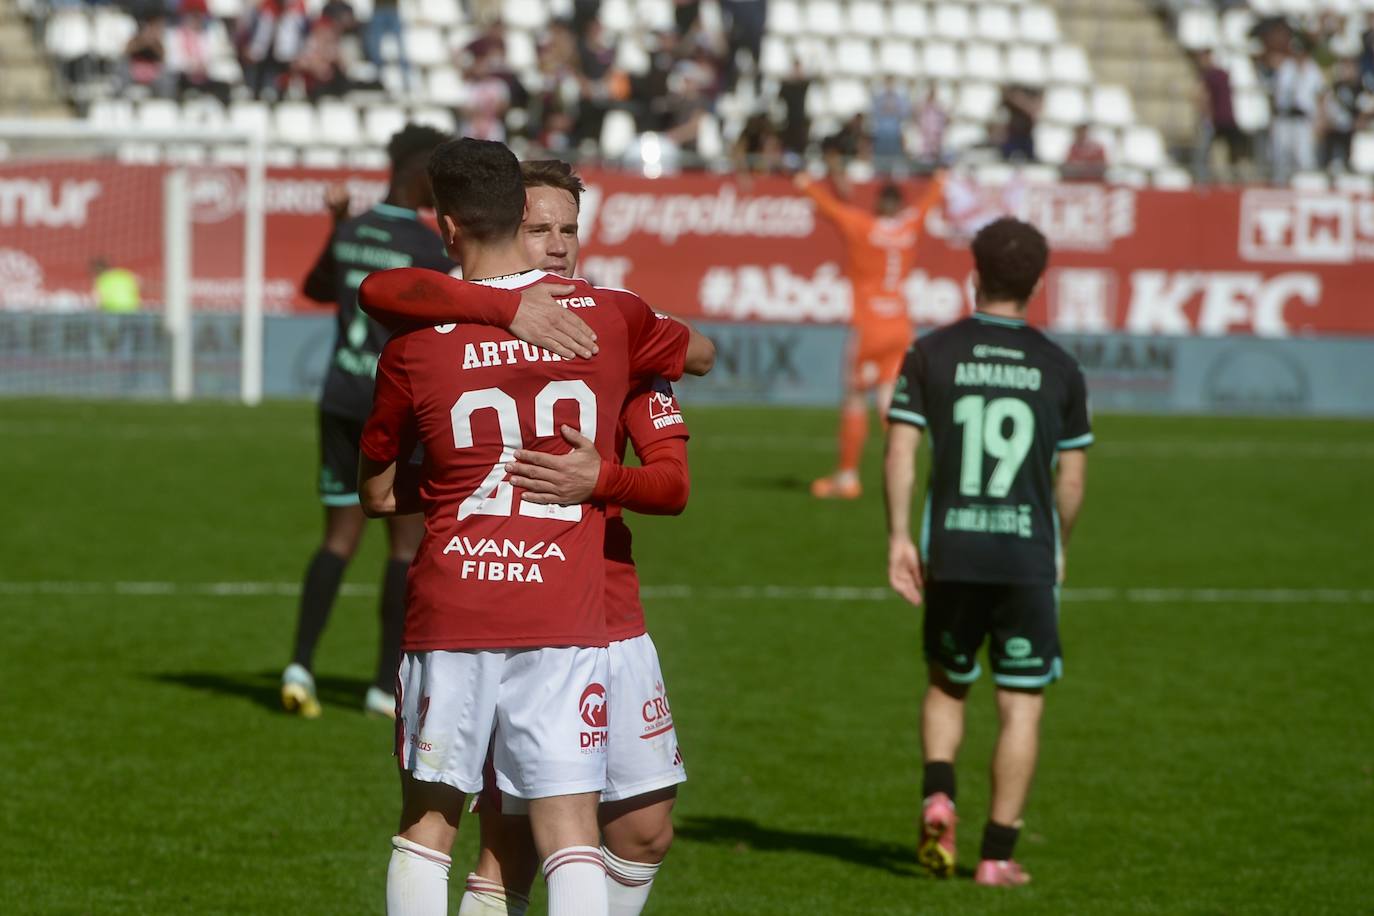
[0,122,265,402]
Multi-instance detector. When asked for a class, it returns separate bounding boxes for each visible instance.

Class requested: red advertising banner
[2,163,1372,337]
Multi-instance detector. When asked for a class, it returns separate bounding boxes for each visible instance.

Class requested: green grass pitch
[2,400,1372,914]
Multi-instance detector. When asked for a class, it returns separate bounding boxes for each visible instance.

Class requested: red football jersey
[360,270,691,650]
[604,377,691,641]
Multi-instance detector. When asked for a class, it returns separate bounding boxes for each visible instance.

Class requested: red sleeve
[358,268,520,332]
[621,376,690,450]
[611,290,690,382]
[360,333,417,463]
[592,438,689,516]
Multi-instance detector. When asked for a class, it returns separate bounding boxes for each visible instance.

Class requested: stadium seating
[10,0,1374,184]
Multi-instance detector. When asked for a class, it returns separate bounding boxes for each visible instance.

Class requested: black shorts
[923,581,1062,689]
[317,409,363,506]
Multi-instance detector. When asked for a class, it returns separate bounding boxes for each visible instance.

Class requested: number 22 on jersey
[953,394,1034,498]
[451,380,597,522]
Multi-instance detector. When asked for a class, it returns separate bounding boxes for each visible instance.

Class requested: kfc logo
[579,683,607,728]
[648,381,685,431]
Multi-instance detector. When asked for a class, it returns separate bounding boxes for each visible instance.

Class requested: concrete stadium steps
[1049,0,1197,152]
[0,0,70,118]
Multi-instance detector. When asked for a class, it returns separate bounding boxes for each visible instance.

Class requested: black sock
[374,558,409,691]
[922,761,957,802]
[980,821,1020,862]
[291,548,348,670]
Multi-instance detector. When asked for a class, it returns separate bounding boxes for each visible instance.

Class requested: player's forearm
[358,268,519,331]
[883,429,919,540]
[1054,453,1087,547]
[359,453,403,518]
[392,459,423,516]
[593,441,689,516]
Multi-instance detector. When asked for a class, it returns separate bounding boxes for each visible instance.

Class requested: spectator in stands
[914,87,948,167]
[289,8,349,100]
[778,57,811,157]
[1271,36,1325,183]
[721,0,767,91]
[461,43,512,142]
[1063,124,1108,182]
[572,0,601,38]
[237,0,283,99]
[1321,58,1368,172]
[365,0,411,92]
[732,112,784,174]
[662,40,719,154]
[1359,14,1374,92]
[1193,48,1248,181]
[1000,85,1041,162]
[575,19,629,146]
[166,0,233,104]
[121,14,171,97]
[675,0,701,36]
[871,76,910,164]
[529,20,581,150]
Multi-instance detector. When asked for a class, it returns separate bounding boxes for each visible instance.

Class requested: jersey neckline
[972,311,1028,328]
[371,202,419,221]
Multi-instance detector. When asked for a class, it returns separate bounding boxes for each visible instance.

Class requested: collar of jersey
[972,311,1027,328]
[371,203,419,220]
[470,269,548,289]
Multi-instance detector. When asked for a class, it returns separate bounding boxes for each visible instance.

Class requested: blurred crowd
[1182,6,1374,181]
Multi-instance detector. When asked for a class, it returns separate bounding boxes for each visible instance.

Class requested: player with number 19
[883,217,1091,887]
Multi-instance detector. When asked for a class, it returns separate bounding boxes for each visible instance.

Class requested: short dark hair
[520,159,585,205]
[387,124,450,174]
[427,138,526,242]
[971,217,1049,304]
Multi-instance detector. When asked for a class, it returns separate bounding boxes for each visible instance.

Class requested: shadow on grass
[676,815,968,878]
[150,670,373,715]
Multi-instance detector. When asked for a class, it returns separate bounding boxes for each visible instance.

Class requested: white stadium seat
[890,3,930,40]
[1178,8,1220,50]
[505,28,538,71]
[944,121,988,153]
[426,67,469,106]
[636,0,675,32]
[181,97,228,130]
[793,36,835,75]
[1048,45,1091,85]
[230,100,271,136]
[138,99,181,132]
[834,38,876,78]
[600,0,634,33]
[364,106,408,146]
[273,101,319,146]
[847,1,888,39]
[933,4,973,41]
[1004,45,1047,84]
[923,42,962,81]
[761,35,792,77]
[805,0,845,37]
[1033,122,1072,165]
[89,98,134,129]
[1092,85,1135,128]
[878,39,920,78]
[768,0,803,37]
[828,78,869,118]
[1290,171,1330,191]
[975,5,1017,43]
[1234,90,1271,132]
[1018,5,1061,44]
[302,147,345,169]
[410,107,457,133]
[1044,85,1088,125]
[1351,133,1374,175]
[91,9,136,60]
[317,100,363,146]
[417,0,462,28]
[502,0,548,30]
[964,44,1004,85]
[1121,126,1167,170]
[600,109,637,158]
[404,26,448,68]
[957,82,1001,123]
[45,11,91,60]
[1153,167,1194,190]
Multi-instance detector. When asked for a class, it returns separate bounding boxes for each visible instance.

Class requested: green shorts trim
[993,657,1064,689]
[888,408,927,427]
[321,492,360,507]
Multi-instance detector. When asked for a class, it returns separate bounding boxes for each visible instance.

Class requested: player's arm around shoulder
[358,332,420,518]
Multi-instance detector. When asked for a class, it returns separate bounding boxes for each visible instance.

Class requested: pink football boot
[974,858,1032,886]
[917,792,957,877]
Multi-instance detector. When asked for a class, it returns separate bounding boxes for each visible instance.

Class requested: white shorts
[396,646,609,800]
[603,633,687,802]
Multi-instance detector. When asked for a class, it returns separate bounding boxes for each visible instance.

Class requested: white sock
[387,835,451,916]
[543,845,608,916]
[457,874,529,916]
[602,847,661,916]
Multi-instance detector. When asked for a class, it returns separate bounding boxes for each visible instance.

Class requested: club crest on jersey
[648,381,684,430]
[579,683,609,752]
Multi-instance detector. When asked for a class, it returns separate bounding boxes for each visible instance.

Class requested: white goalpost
[0,121,267,404]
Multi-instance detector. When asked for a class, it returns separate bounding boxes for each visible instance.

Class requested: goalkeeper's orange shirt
[803,178,944,336]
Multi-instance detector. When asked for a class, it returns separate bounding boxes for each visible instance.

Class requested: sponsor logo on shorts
[639,680,675,740]
[1005,638,1033,659]
[579,683,608,752]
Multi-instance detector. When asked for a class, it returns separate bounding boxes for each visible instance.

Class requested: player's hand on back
[507,425,601,506]
[888,536,925,606]
[509,283,599,360]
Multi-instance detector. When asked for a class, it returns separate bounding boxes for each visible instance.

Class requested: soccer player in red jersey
[358,139,696,916]
[797,168,945,500]
[360,159,702,916]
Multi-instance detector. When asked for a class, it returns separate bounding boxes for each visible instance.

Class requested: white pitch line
[1,580,1371,605]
